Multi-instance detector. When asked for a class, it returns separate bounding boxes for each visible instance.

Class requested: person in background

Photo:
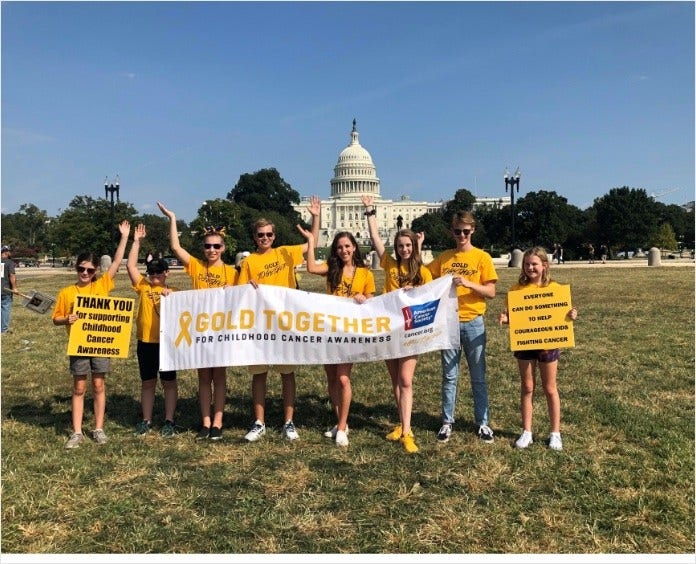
[498,246,578,451]
[238,196,321,443]
[297,224,375,447]
[1,245,17,333]
[127,224,179,438]
[158,202,238,441]
[52,221,131,449]
[426,211,497,444]
[362,195,431,454]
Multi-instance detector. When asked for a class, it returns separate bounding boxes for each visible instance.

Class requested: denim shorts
[513,349,561,363]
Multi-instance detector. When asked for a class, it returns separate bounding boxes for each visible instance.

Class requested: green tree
[592,187,658,256]
[1,204,50,254]
[514,190,586,258]
[227,168,302,220]
[51,196,138,259]
[652,223,678,252]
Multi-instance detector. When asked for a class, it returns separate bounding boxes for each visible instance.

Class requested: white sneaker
[514,430,533,449]
[548,432,563,451]
[323,425,348,439]
[244,421,266,442]
[335,429,349,446]
[282,420,299,441]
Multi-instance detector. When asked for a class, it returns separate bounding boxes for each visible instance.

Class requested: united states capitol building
[294,120,509,248]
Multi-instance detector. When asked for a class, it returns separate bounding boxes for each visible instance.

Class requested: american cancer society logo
[402,299,440,330]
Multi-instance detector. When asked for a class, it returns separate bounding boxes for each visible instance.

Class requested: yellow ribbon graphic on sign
[175,312,193,347]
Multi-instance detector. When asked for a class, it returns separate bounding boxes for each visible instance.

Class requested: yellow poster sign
[507,284,574,351]
[67,295,135,358]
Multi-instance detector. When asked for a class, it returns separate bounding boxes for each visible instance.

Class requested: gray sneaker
[92,429,108,445]
[65,432,84,449]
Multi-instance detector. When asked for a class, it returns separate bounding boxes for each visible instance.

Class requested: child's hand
[568,306,578,321]
[119,220,131,236]
[157,202,175,219]
[361,194,374,208]
[134,224,147,241]
[296,225,312,241]
[498,312,509,325]
[307,195,321,217]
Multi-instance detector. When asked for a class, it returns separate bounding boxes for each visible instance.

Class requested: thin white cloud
[119,72,136,80]
[2,128,56,146]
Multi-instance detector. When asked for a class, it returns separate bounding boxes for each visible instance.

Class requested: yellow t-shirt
[133,277,179,343]
[52,275,114,335]
[326,267,376,298]
[238,245,305,288]
[185,257,238,289]
[427,247,498,321]
[380,254,433,294]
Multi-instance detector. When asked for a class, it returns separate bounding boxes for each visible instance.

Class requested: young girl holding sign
[296,225,375,447]
[362,195,431,454]
[498,247,578,451]
[52,220,131,449]
[158,202,238,442]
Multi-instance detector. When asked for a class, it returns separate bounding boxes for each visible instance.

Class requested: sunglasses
[77,266,96,274]
[453,228,472,236]
[203,243,223,249]
[256,232,274,239]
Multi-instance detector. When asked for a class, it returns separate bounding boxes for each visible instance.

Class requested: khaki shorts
[70,356,110,376]
[248,364,297,376]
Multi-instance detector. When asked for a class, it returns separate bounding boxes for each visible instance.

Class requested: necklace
[342,265,356,297]
[205,263,229,288]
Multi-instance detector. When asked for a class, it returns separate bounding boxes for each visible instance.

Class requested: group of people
[50,198,578,454]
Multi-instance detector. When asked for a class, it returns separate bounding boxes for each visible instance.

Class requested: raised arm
[299,195,322,255]
[107,220,131,279]
[296,224,328,275]
[361,195,385,259]
[127,224,146,286]
[157,202,191,266]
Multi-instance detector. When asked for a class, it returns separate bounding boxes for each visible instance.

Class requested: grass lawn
[1,264,693,558]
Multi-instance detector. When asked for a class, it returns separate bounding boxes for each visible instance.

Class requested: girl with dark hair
[52,220,131,449]
[297,226,375,447]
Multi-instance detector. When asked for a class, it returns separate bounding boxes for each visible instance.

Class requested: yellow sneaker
[386,424,402,441]
[400,432,419,454]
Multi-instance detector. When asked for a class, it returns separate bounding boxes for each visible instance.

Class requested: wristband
[363,209,376,217]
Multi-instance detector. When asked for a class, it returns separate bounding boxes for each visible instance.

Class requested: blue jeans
[440,315,489,427]
[1,292,12,333]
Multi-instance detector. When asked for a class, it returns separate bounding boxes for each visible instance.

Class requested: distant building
[294,120,510,247]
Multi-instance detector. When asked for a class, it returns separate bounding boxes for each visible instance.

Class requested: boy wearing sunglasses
[158,202,238,441]
[52,220,131,449]
[127,224,179,438]
[237,196,321,443]
[426,211,498,445]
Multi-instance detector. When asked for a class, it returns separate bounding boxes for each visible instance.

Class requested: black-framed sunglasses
[453,228,472,236]
[76,266,96,274]
[256,232,274,239]
[203,243,223,250]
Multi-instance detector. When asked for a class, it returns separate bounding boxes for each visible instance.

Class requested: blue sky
[2,1,694,222]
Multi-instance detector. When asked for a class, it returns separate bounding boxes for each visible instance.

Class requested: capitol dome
[330,119,380,198]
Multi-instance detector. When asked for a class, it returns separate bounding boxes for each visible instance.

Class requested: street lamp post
[104,175,120,254]
[504,167,522,252]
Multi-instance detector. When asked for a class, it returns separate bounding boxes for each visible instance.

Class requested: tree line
[2,168,693,264]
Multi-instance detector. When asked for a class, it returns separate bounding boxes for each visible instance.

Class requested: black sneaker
[477,424,494,443]
[196,426,210,440]
[209,426,223,441]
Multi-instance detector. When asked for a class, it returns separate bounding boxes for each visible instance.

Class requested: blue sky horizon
[2,1,694,223]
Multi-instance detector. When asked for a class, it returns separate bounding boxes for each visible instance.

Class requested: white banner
[160,275,460,371]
